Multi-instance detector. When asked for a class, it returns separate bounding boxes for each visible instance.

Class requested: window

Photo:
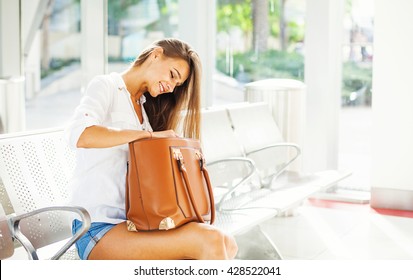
[25,0,81,130]
[215,0,306,99]
[341,0,373,107]
[107,0,179,65]
[338,0,374,192]
[24,0,179,131]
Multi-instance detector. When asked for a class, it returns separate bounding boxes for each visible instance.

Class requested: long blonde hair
[132,38,202,139]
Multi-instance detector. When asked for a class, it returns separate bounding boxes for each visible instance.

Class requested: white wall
[371,0,413,210]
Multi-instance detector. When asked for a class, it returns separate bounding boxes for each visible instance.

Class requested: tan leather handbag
[126,137,215,231]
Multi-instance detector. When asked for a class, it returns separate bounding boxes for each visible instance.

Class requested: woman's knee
[208,228,238,259]
[189,223,238,259]
[224,233,238,259]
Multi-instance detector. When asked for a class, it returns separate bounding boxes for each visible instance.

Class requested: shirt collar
[110,72,127,91]
[110,72,147,105]
[139,94,147,104]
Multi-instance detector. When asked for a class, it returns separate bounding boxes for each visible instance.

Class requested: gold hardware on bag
[195,151,205,170]
[172,148,185,170]
[127,220,138,232]
[159,217,175,230]
[172,148,183,160]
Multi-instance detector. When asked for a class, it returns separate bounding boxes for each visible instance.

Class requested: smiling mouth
[159,82,165,93]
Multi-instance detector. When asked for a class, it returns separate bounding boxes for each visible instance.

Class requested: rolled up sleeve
[64,76,111,148]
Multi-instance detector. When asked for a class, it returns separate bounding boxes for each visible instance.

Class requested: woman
[65,38,238,260]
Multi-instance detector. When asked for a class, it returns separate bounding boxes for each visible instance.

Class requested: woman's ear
[152,47,164,59]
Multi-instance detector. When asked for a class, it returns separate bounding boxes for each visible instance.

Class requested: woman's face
[146,52,190,98]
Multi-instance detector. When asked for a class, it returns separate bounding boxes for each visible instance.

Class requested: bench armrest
[9,206,91,260]
[247,143,301,187]
[207,157,257,211]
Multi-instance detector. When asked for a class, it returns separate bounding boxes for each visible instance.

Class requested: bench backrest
[201,107,245,163]
[0,128,76,249]
[226,102,301,184]
[227,102,284,154]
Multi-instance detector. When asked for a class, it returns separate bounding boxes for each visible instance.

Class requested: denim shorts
[72,219,116,260]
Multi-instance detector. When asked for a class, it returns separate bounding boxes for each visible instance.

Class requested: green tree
[216,0,253,34]
[252,0,269,52]
[279,0,287,51]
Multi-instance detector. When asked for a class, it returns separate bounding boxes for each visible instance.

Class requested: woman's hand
[151,129,180,138]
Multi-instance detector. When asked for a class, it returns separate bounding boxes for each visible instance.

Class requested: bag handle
[174,150,215,224]
[200,164,216,224]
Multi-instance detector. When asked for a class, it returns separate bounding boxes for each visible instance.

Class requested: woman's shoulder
[90,73,117,85]
[92,72,125,89]
[86,73,123,91]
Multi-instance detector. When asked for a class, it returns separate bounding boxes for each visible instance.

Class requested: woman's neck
[121,66,147,100]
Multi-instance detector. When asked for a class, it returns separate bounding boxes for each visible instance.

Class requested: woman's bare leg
[88,221,238,260]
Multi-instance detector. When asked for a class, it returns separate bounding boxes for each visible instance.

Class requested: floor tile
[260,201,413,260]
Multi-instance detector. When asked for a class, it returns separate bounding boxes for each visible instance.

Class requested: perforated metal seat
[0,128,90,260]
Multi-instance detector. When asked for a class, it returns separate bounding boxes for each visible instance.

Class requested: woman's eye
[170,71,174,79]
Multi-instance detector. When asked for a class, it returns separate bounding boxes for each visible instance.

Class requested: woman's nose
[169,80,179,92]
[168,83,174,92]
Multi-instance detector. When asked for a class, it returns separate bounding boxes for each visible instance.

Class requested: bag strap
[200,165,216,224]
[175,150,215,224]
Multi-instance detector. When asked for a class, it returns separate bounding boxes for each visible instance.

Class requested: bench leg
[234,225,283,260]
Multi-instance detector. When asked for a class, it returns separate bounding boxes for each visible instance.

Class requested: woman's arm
[76,125,178,148]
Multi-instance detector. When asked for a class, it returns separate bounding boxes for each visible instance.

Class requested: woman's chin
[148,91,159,98]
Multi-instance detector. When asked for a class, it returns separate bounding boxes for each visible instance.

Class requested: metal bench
[0,127,281,260]
[0,128,90,260]
[199,103,350,259]
[201,103,351,213]
[0,103,350,260]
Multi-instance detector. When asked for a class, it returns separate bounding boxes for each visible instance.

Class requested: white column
[371,0,413,211]
[302,0,344,173]
[81,0,107,91]
[0,0,22,77]
[0,0,25,133]
[178,0,215,107]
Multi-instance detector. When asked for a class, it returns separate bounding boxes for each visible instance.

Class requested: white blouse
[64,72,152,224]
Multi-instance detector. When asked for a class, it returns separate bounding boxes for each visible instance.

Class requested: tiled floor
[259,199,413,260]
